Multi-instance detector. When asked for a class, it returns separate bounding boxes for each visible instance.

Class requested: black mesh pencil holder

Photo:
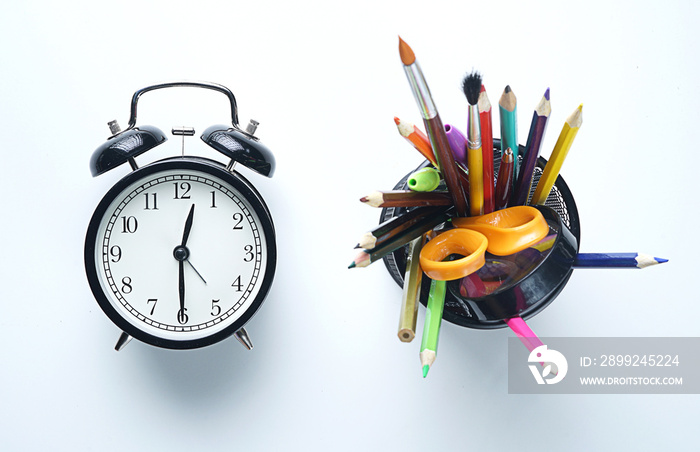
[381,138,581,329]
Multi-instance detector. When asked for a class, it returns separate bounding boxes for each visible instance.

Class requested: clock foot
[234,328,253,350]
[115,332,133,351]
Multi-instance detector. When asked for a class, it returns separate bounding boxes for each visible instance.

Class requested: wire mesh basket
[381,139,581,329]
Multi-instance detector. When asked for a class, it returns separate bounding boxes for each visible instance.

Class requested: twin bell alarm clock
[84,81,277,351]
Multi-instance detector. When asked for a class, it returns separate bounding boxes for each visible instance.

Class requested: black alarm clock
[84,81,277,351]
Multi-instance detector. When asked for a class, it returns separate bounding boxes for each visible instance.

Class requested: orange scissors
[420,206,549,281]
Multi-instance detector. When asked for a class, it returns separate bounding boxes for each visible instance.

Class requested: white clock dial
[86,159,275,348]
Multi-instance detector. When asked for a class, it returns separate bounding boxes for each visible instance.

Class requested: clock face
[85,158,276,349]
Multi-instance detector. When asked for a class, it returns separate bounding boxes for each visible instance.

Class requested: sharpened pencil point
[398,36,415,65]
[359,196,369,203]
[393,116,400,125]
[504,85,512,94]
[348,261,356,269]
[655,257,669,264]
[422,364,430,378]
[544,87,550,101]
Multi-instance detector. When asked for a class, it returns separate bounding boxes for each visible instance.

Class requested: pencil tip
[354,243,360,249]
[480,84,486,92]
[398,36,415,65]
[348,261,356,269]
[544,87,550,100]
[393,116,400,125]
[578,103,583,110]
[422,364,430,378]
[655,257,669,264]
[504,85,512,94]
[359,196,368,203]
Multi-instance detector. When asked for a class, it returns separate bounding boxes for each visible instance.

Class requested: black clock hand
[178,204,207,284]
[178,259,186,323]
[181,204,195,247]
[187,260,207,284]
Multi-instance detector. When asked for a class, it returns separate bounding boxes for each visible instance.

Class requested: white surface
[0,1,697,450]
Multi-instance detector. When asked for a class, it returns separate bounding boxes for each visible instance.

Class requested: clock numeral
[147,298,158,315]
[121,216,138,233]
[210,191,217,208]
[243,245,254,262]
[232,276,243,292]
[109,245,122,263]
[233,213,244,230]
[177,308,189,325]
[144,193,158,210]
[211,299,221,316]
[121,276,133,294]
[173,182,191,200]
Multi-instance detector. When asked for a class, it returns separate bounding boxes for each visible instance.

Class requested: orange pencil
[394,117,438,168]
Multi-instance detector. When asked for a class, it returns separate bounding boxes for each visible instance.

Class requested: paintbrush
[462,71,484,216]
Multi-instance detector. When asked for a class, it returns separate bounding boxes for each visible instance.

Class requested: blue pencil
[573,253,668,269]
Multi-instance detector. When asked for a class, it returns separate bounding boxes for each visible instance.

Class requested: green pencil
[499,85,518,180]
[420,279,446,377]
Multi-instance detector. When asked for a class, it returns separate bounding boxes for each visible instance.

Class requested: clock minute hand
[178,260,186,316]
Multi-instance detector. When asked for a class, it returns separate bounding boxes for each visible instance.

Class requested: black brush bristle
[462,70,482,106]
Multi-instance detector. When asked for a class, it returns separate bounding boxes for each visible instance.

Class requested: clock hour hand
[181,204,195,247]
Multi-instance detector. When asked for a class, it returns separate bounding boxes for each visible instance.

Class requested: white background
[1,1,697,450]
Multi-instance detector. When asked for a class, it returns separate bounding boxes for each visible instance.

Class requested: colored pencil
[531,104,583,205]
[462,71,484,216]
[360,190,452,208]
[399,37,469,217]
[420,279,447,377]
[356,205,450,249]
[512,88,551,206]
[349,206,454,268]
[459,272,487,298]
[494,147,514,210]
[505,316,544,353]
[394,117,438,167]
[479,85,495,214]
[505,316,549,369]
[499,85,518,180]
[573,253,668,269]
[398,237,423,342]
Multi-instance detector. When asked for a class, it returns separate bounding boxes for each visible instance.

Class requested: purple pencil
[512,88,551,206]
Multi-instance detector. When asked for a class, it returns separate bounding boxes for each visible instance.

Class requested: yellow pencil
[531,104,583,205]
[398,236,423,342]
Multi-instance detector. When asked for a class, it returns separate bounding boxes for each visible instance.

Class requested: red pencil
[479,85,495,213]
